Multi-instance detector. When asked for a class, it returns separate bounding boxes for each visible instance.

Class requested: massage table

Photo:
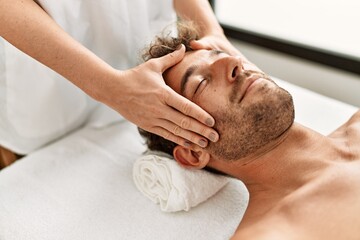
[0,79,357,240]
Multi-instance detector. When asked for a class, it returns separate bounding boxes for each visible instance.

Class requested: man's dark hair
[142,21,199,62]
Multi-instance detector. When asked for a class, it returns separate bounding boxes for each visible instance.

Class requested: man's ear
[173,146,210,169]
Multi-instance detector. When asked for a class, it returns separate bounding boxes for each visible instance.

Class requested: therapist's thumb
[159,44,186,72]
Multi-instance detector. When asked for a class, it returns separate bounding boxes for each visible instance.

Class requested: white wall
[230,38,360,107]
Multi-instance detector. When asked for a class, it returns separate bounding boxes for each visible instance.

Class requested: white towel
[133,153,230,212]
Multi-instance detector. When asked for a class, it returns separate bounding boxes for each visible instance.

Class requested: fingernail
[176,44,184,50]
[205,118,214,127]
[199,139,207,148]
[209,132,218,142]
[184,141,191,147]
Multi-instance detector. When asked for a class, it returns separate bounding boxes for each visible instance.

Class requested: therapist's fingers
[151,119,202,148]
[153,44,186,72]
[151,44,219,146]
[165,88,215,127]
[190,40,211,51]
[163,88,219,142]
[159,108,219,147]
[190,37,243,57]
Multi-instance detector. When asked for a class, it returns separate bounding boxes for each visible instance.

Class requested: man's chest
[275,162,360,239]
[234,161,360,239]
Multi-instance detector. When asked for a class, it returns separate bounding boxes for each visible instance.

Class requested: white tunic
[0,0,176,154]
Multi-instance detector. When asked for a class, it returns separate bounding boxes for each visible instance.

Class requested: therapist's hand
[104,45,219,148]
[190,33,245,58]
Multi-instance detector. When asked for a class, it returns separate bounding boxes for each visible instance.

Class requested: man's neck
[218,123,348,195]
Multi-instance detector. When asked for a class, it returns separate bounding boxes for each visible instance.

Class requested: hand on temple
[102,45,219,148]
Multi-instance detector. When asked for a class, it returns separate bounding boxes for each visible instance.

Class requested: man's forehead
[164,50,202,92]
[164,49,219,93]
[179,49,207,68]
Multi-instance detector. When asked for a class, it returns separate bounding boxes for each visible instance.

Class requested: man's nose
[211,56,243,83]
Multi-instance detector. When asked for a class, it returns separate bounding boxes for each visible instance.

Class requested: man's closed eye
[193,78,207,97]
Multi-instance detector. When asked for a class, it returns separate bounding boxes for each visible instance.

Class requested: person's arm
[174,0,223,37]
[0,0,219,148]
[173,0,246,58]
[0,0,115,98]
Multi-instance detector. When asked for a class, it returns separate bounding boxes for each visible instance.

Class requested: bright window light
[215,0,360,60]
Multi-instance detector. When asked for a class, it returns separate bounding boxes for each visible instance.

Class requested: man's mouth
[229,70,270,104]
[234,70,268,103]
[238,74,262,102]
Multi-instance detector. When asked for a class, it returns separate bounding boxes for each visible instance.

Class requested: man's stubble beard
[207,76,295,162]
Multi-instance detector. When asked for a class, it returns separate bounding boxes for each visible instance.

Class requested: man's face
[164,49,295,161]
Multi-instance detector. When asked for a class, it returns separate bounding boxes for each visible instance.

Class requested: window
[212,0,360,74]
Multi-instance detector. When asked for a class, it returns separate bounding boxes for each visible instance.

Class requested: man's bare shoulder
[347,110,360,140]
[344,110,360,128]
[329,110,360,138]
[231,216,301,240]
[330,110,360,156]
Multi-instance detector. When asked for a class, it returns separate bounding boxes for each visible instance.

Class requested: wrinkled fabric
[133,153,230,212]
[0,0,176,154]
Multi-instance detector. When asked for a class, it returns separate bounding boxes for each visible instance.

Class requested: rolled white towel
[133,153,230,212]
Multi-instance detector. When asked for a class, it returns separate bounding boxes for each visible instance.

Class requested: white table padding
[0,79,357,240]
[0,119,248,240]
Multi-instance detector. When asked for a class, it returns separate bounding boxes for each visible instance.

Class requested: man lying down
[138,22,360,240]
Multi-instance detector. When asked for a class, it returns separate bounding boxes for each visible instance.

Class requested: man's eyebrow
[210,49,225,56]
[180,65,197,95]
[180,50,224,95]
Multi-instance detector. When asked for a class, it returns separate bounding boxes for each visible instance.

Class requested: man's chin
[210,84,295,162]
